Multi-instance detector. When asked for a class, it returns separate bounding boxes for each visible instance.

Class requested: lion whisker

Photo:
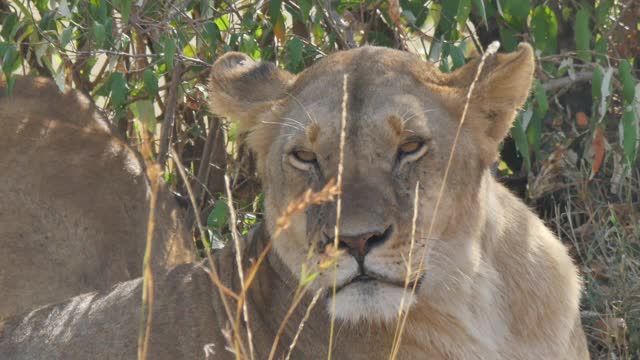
[281,117,306,129]
[401,108,437,126]
[261,120,303,131]
[284,92,315,125]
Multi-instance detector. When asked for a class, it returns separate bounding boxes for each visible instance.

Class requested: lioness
[208,42,589,358]
[0,76,194,320]
[0,44,589,359]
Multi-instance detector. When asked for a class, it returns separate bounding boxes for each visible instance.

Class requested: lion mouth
[334,273,408,293]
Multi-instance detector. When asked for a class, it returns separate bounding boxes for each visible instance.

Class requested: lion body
[0,77,194,320]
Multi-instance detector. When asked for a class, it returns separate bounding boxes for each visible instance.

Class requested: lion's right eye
[292,150,317,162]
[289,149,318,170]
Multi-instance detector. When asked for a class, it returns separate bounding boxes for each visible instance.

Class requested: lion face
[209,45,534,323]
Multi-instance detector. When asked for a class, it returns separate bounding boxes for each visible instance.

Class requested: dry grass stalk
[169,148,243,357]
[274,178,341,238]
[389,181,420,358]
[137,114,161,360]
[225,174,256,360]
[268,283,313,360]
[241,178,341,302]
[389,42,501,360]
[328,73,349,360]
[205,176,343,360]
[137,164,159,360]
[285,288,324,360]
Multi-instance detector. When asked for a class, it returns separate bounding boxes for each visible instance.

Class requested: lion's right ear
[208,52,294,132]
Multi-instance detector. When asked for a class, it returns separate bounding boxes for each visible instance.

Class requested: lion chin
[329,279,416,324]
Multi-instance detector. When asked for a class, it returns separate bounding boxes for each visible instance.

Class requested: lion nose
[337,226,393,262]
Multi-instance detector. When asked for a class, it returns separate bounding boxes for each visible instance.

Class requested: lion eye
[399,141,422,154]
[397,139,428,162]
[289,149,318,171]
[291,149,317,164]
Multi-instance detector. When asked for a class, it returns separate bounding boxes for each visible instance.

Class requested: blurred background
[0,1,638,358]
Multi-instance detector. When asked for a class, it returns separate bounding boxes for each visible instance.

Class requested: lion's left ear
[439,43,535,165]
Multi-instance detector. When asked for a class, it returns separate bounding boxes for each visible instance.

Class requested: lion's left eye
[397,139,428,162]
[399,141,422,154]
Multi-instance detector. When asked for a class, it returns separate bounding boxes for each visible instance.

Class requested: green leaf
[526,111,543,157]
[60,26,74,48]
[399,0,430,28]
[574,9,591,62]
[214,14,230,31]
[115,0,133,24]
[471,0,487,28]
[3,74,15,96]
[591,65,603,100]
[498,26,518,52]
[619,60,636,104]
[531,5,558,55]
[1,44,21,74]
[533,81,549,117]
[90,0,109,22]
[109,72,127,112]
[0,42,9,58]
[92,22,105,48]
[436,0,470,40]
[207,200,230,229]
[269,0,282,20]
[298,0,312,21]
[162,36,176,70]
[143,68,159,98]
[103,19,114,48]
[455,0,472,26]
[367,31,394,47]
[1,13,18,40]
[594,36,607,64]
[591,65,613,121]
[510,113,531,172]
[595,0,613,28]
[499,0,530,30]
[285,37,304,72]
[130,99,156,128]
[621,110,638,165]
[449,44,465,70]
[203,22,220,49]
[239,34,260,59]
[38,11,56,32]
[35,0,49,13]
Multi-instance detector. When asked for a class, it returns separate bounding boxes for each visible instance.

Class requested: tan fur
[0,76,194,320]
[0,45,589,359]
[207,44,590,359]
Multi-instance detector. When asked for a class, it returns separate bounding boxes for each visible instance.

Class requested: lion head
[209,44,534,324]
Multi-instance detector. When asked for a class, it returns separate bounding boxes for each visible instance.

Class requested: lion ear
[208,52,294,133]
[442,43,535,165]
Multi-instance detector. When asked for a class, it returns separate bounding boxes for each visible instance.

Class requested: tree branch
[157,63,182,167]
[542,71,593,92]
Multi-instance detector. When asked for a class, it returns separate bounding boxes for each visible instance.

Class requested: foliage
[1,0,638,358]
